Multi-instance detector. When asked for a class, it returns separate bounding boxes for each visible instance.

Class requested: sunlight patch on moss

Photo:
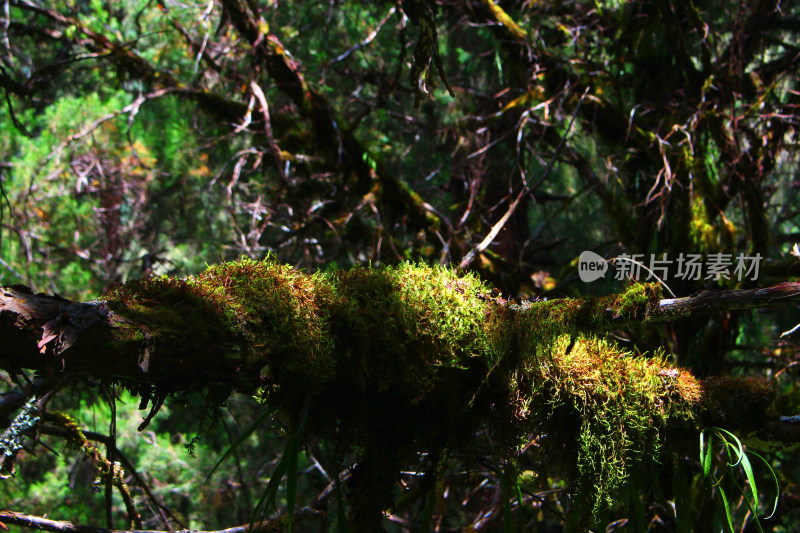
[104,258,700,520]
[542,335,700,512]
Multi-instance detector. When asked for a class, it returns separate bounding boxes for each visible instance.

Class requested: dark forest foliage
[1,0,800,531]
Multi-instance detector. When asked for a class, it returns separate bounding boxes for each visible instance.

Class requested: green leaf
[717,485,735,533]
[748,450,780,520]
[738,451,759,518]
[701,430,713,478]
[715,427,744,467]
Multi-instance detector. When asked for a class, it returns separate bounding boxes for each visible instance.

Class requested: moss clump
[105,273,250,387]
[280,262,497,450]
[315,262,493,399]
[105,258,337,391]
[507,282,662,345]
[611,281,662,319]
[104,258,701,527]
[689,195,736,252]
[198,259,336,390]
[701,376,774,431]
[455,280,695,520]
[537,335,700,513]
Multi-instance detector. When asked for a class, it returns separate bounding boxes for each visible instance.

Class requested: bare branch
[0,509,323,533]
[459,88,588,269]
[330,6,397,64]
[648,282,800,322]
[248,80,287,185]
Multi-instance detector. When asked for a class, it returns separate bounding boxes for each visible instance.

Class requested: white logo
[577,251,762,283]
[578,251,608,282]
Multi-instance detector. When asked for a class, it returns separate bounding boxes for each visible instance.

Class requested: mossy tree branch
[1,259,797,529]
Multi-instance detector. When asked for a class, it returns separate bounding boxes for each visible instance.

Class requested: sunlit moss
[104,258,702,521]
[689,195,736,252]
[508,281,661,345]
[612,281,662,319]
[541,335,700,512]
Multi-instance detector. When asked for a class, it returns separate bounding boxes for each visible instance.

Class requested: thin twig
[330,6,396,64]
[0,508,322,533]
[39,425,179,530]
[249,79,287,185]
[459,88,589,269]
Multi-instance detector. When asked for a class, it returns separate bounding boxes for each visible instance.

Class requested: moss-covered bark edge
[103,257,702,523]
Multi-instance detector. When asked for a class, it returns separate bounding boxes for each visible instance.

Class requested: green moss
[475,281,695,515]
[106,274,240,347]
[689,195,736,252]
[103,258,701,524]
[506,282,661,346]
[325,263,493,387]
[701,376,774,431]
[690,195,715,250]
[47,411,89,452]
[542,335,700,513]
[612,281,662,320]
[197,259,336,388]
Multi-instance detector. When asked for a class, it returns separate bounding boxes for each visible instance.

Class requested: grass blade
[738,451,759,515]
[715,428,744,467]
[748,450,780,519]
[717,485,735,533]
[249,399,311,532]
[205,407,275,487]
[701,430,713,478]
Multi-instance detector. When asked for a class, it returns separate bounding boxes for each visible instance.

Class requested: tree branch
[648,282,800,322]
[11,0,248,122]
[0,509,323,533]
[2,269,799,386]
[220,0,442,234]
[2,261,798,529]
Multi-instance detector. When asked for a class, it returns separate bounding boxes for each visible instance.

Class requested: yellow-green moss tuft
[540,335,700,512]
[611,282,662,319]
[103,259,702,524]
[689,196,736,252]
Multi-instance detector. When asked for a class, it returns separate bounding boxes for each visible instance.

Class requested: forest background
[1,0,800,531]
